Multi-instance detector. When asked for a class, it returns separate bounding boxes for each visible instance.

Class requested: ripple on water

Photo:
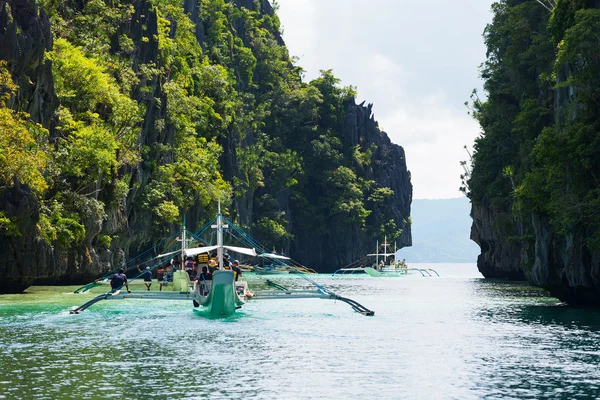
[2,268,600,399]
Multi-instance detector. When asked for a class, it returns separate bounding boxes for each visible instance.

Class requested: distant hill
[397,197,480,263]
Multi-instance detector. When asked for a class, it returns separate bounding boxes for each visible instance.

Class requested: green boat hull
[202,270,244,316]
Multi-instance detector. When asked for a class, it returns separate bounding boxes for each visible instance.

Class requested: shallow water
[2,263,600,399]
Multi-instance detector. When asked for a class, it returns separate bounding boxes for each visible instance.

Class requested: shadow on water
[514,304,600,331]
[471,279,600,333]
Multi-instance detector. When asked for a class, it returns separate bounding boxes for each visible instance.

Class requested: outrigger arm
[254,280,375,316]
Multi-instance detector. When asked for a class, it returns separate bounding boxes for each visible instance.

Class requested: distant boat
[254,253,292,275]
[332,238,439,277]
[253,252,318,275]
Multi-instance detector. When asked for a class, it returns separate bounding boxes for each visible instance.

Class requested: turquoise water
[2,263,600,399]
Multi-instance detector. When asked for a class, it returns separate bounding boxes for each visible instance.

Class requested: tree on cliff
[0,0,411,288]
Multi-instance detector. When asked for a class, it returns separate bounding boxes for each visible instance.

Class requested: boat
[71,202,374,316]
[252,253,317,275]
[332,238,439,277]
[253,253,291,274]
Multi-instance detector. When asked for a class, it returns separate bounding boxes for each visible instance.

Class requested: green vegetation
[467,0,600,258]
[0,61,49,196]
[0,0,404,263]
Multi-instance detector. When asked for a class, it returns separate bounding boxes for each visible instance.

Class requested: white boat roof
[159,245,257,259]
[156,249,182,259]
[185,245,257,257]
[258,253,291,260]
[184,245,218,257]
[224,245,257,257]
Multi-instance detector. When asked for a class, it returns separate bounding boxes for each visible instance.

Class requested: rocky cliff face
[0,0,58,292]
[0,0,412,291]
[528,216,600,306]
[472,195,600,305]
[470,3,600,306]
[470,197,525,281]
[0,0,57,125]
[291,101,412,271]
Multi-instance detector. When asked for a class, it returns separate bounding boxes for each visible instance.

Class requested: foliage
[469,0,600,253]
[0,61,49,195]
[38,200,85,246]
[2,0,406,262]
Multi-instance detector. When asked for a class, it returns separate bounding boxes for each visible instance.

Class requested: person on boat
[157,265,165,281]
[379,260,385,271]
[192,262,198,281]
[223,254,231,268]
[198,266,212,295]
[231,260,242,282]
[184,257,195,279]
[110,268,131,293]
[208,259,217,273]
[137,264,153,291]
[199,266,212,281]
[160,262,173,291]
[208,250,217,268]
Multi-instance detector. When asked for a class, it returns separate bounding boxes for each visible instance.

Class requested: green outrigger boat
[71,203,374,316]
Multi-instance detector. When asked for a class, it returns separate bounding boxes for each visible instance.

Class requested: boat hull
[364,267,410,277]
[200,270,244,316]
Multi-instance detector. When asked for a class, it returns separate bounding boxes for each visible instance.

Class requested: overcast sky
[276,0,496,199]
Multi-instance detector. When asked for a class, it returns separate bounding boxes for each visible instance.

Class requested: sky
[275,0,496,199]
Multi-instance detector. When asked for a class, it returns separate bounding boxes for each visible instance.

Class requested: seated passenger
[208,259,218,273]
[110,268,131,293]
[199,266,212,281]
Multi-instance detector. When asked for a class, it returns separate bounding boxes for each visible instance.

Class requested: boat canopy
[184,245,219,257]
[156,249,182,259]
[184,245,256,257]
[258,253,291,260]
[224,245,257,257]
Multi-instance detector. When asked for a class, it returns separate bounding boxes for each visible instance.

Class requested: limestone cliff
[470,197,525,281]
[291,101,412,271]
[0,0,413,292]
[469,0,600,306]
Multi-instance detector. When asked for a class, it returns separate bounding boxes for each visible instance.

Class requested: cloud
[379,93,480,199]
[276,0,494,198]
[276,0,318,77]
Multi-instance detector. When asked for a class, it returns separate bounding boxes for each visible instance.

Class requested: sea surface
[1,263,600,399]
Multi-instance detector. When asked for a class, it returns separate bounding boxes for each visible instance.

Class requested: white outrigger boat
[71,203,374,316]
[332,238,439,277]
